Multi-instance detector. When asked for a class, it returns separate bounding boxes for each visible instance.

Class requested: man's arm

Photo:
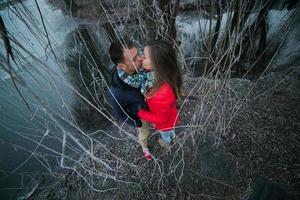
[107,87,127,121]
[108,87,142,127]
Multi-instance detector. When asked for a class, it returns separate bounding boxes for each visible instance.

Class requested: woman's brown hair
[145,40,182,99]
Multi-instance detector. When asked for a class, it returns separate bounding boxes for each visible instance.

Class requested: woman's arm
[137,108,169,125]
[138,83,176,124]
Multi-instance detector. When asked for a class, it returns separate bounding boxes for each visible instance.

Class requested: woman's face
[142,46,153,70]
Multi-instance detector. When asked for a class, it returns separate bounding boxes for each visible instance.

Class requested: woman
[138,40,182,149]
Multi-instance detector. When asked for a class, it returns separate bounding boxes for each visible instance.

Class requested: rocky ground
[30,66,300,200]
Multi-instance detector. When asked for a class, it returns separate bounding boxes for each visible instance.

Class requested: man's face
[119,47,142,74]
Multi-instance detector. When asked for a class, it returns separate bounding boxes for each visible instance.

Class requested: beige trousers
[137,120,150,151]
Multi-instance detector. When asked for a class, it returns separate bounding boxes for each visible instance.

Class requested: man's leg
[137,120,150,151]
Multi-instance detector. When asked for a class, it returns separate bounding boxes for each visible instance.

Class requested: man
[108,38,152,160]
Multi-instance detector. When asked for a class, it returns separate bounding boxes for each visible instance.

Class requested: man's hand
[130,102,148,116]
[135,119,142,127]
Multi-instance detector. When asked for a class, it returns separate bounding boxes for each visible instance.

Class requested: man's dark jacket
[107,68,147,127]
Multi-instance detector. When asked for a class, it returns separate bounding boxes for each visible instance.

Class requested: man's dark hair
[109,38,134,65]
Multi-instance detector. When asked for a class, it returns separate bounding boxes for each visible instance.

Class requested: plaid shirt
[117,68,154,95]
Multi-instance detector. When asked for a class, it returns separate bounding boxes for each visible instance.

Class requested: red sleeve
[137,84,176,124]
[137,108,169,124]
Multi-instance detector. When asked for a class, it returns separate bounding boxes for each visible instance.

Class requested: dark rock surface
[29,65,300,200]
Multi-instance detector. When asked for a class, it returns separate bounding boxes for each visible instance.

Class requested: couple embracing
[108,38,182,160]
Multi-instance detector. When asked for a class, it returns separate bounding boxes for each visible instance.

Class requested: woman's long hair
[145,40,182,99]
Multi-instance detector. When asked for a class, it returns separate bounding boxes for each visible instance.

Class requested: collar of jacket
[111,67,139,91]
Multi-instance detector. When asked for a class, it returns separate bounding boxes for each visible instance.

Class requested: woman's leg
[159,130,172,145]
[159,129,176,148]
[170,129,176,139]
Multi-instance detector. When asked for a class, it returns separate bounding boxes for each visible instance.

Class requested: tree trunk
[240,0,274,63]
[230,0,241,34]
[140,0,158,40]
[166,0,180,44]
[239,0,255,30]
[218,0,241,74]
[256,17,267,58]
[158,0,172,40]
[63,0,79,15]
[211,0,222,54]
[76,25,110,82]
[103,22,117,42]
[0,15,14,63]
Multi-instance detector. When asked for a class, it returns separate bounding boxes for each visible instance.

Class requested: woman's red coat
[138,83,178,131]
